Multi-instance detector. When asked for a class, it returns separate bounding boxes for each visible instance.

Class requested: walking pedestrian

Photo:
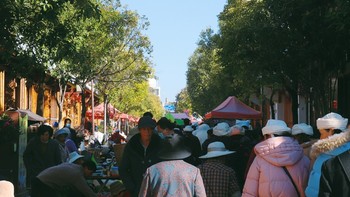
[243,119,310,197]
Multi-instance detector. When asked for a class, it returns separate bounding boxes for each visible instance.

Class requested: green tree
[175,87,192,114]
[217,0,350,122]
[187,28,224,115]
[0,0,100,115]
[109,81,164,119]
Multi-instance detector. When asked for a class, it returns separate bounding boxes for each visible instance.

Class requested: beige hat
[316,112,348,130]
[262,119,291,135]
[0,181,14,197]
[199,142,235,159]
[292,123,313,136]
[213,122,230,136]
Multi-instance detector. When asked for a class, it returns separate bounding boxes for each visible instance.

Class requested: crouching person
[31,151,97,197]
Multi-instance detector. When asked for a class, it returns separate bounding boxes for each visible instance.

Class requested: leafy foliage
[186,0,350,121]
[175,88,192,114]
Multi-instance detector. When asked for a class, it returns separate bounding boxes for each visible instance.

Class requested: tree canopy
[186,0,350,121]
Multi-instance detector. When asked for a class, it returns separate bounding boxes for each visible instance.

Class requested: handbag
[282,166,300,197]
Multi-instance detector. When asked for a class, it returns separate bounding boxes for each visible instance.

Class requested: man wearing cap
[305,112,350,197]
[243,119,310,197]
[119,116,162,197]
[31,152,96,197]
[198,142,241,197]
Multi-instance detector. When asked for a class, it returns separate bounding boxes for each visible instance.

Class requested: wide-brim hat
[192,124,210,136]
[213,122,230,136]
[316,112,348,130]
[199,142,235,159]
[183,125,194,132]
[138,116,156,129]
[292,123,313,136]
[158,135,191,160]
[262,119,291,135]
[54,128,70,137]
[68,151,84,163]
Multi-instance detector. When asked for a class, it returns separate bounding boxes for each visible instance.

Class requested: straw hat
[199,142,235,159]
[292,123,313,136]
[262,119,291,135]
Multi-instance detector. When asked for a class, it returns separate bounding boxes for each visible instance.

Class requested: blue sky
[120,0,227,103]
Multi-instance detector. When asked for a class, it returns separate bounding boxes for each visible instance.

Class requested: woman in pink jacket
[242,119,310,197]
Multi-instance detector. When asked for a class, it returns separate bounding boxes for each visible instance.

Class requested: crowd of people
[2,112,350,197]
[118,111,350,197]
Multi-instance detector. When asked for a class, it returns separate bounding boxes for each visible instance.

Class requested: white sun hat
[262,119,291,135]
[68,151,84,163]
[213,122,230,136]
[199,142,235,159]
[316,112,348,131]
[292,123,313,136]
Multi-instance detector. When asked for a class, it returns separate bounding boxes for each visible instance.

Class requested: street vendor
[31,152,97,197]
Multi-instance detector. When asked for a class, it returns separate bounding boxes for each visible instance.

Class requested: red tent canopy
[205,96,261,119]
[86,103,120,119]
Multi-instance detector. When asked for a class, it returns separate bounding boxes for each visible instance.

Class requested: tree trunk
[36,83,44,116]
[269,90,276,119]
[287,87,299,124]
[81,88,86,127]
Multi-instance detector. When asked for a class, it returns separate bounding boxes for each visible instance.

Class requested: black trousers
[31,177,85,197]
[31,177,57,197]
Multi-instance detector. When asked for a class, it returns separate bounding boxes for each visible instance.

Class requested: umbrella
[86,103,120,120]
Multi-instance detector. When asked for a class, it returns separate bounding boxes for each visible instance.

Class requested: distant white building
[148,77,161,98]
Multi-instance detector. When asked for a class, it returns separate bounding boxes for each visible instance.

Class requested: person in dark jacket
[182,125,202,166]
[23,125,62,186]
[119,116,162,197]
[319,149,350,197]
